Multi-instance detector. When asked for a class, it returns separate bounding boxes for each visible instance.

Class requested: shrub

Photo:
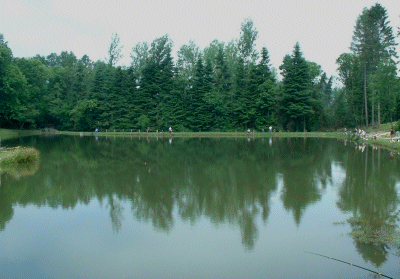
[0,147,40,165]
[396,119,400,131]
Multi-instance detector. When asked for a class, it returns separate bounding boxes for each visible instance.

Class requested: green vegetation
[0,129,19,139]
[0,3,398,133]
[0,147,40,165]
[62,130,339,137]
[0,129,40,140]
[348,216,400,249]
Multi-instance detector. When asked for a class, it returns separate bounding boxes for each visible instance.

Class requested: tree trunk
[364,63,368,127]
[371,93,374,127]
[378,102,381,127]
[364,147,368,187]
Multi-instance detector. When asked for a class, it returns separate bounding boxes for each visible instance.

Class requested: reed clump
[0,147,40,165]
[347,216,400,248]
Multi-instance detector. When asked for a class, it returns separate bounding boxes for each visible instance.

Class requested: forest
[0,3,399,132]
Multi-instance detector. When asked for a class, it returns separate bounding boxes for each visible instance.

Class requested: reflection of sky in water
[396,182,400,196]
[0,185,398,278]
[331,162,346,187]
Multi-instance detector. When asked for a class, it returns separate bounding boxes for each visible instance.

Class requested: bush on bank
[0,147,40,165]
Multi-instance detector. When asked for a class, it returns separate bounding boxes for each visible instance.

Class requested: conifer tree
[110,67,130,129]
[140,35,175,130]
[255,47,276,129]
[351,3,397,126]
[124,66,139,128]
[187,56,206,131]
[90,61,113,130]
[206,45,231,130]
[201,57,214,130]
[233,57,247,129]
[280,43,314,131]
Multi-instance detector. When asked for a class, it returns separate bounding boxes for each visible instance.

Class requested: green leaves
[238,18,259,64]
[136,114,150,130]
[108,33,123,67]
[69,99,98,130]
[0,44,29,127]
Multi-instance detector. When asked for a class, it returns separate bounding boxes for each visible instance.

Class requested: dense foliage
[1,4,399,131]
[338,3,399,128]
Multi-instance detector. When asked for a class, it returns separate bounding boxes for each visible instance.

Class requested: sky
[1,0,400,82]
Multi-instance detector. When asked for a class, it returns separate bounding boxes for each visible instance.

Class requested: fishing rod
[304,251,393,279]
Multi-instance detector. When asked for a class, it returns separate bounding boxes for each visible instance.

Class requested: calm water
[1,135,400,278]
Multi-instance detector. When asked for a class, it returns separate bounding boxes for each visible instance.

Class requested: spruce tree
[255,47,276,129]
[207,46,231,130]
[140,35,175,130]
[233,56,246,129]
[124,66,139,129]
[187,56,206,131]
[280,43,313,131]
[351,3,397,126]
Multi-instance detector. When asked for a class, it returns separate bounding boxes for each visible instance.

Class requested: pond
[1,135,400,278]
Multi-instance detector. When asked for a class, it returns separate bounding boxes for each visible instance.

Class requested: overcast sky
[1,0,399,81]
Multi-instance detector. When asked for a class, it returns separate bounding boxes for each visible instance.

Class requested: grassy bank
[0,129,41,140]
[3,127,398,151]
[61,130,343,138]
[0,147,40,165]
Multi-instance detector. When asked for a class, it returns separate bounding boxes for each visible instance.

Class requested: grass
[0,129,41,140]
[61,130,344,138]
[364,122,396,133]
[0,147,40,165]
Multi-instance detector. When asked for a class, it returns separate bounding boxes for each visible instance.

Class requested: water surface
[1,135,400,278]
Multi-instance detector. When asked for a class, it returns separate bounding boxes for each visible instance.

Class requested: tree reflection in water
[0,160,39,231]
[336,143,400,267]
[1,135,400,259]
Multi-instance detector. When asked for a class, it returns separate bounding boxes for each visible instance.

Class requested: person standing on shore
[390,128,395,141]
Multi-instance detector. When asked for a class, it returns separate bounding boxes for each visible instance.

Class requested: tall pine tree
[279,43,314,131]
[351,3,397,126]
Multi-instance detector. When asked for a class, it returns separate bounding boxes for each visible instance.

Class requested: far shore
[1,127,400,151]
[61,130,341,138]
[0,129,42,140]
[60,129,400,151]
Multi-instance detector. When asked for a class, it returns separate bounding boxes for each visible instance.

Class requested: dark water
[1,135,400,278]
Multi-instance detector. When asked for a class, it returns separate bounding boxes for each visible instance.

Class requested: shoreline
[2,128,399,151]
[60,130,400,151]
[0,129,42,140]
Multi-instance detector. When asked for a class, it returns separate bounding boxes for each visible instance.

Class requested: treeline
[0,3,399,131]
